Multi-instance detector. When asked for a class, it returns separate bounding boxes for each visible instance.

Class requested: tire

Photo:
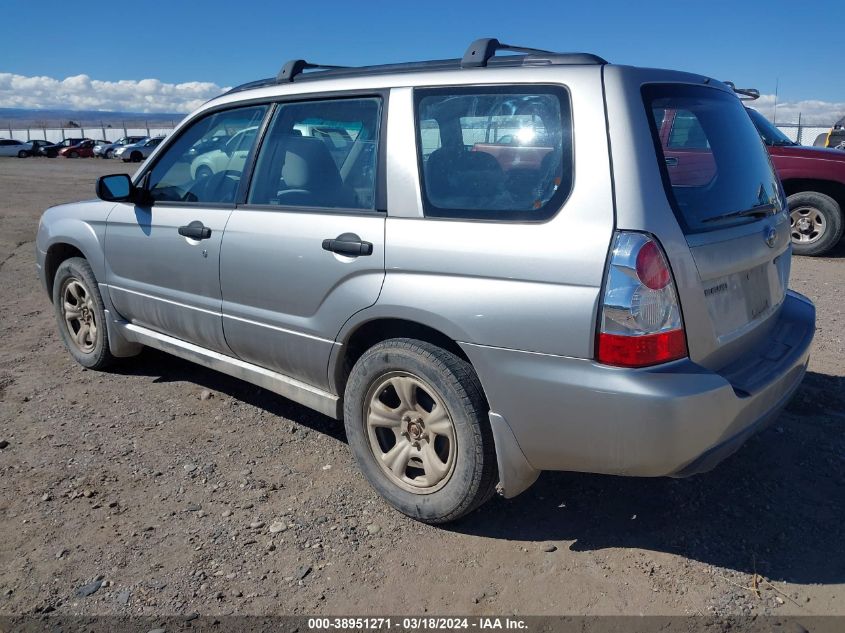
[788,191,844,256]
[130,151,143,163]
[69,151,79,158]
[344,338,498,524]
[105,149,114,159]
[52,257,115,370]
[17,150,28,158]
[46,151,57,158]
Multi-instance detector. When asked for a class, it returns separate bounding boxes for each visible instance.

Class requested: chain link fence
[3,124,175,143]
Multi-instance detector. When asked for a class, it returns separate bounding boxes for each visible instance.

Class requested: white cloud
[0,72,230,113]
[749,94,845,125]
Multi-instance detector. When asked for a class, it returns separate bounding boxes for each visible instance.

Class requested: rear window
[415,85,572,221]
[644,84,782,233]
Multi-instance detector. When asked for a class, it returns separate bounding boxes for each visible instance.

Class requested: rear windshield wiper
[702,203,778,224]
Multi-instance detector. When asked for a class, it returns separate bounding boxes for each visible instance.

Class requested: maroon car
[744,108,844,255]
[58,139,106,159]
[655,105,845,256]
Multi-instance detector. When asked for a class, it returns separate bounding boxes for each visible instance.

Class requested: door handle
[178,221,212,240]
[664,156,679,166]
[322,233,373,257]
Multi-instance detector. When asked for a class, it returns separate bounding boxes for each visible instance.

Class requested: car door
[104,104,269,353]
[220,95,386,390]
[0,140,21,157]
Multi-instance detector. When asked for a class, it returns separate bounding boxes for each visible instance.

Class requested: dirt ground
[0,157,843,618]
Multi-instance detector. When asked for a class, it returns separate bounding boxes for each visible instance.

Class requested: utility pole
[773,78,779,125]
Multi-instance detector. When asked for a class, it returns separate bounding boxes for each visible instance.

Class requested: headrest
[281,136,341,189]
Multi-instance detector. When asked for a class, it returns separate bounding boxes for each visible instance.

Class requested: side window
[248,97,381,210]
[147,105,268,204]
[415,86,573,221]
[668,111,710,149]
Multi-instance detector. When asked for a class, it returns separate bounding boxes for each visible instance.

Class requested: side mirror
[96,174,134,202]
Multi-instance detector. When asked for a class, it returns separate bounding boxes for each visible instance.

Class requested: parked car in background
[825,115,845,150]
[58,139,107,158]
[36,39,814,523]
[189,127,258,180]
[115,136,164,162]
[39,138,88,158]
[0,139,31,158]
[746,108,845,256]
[24,139,55,157]
[94,136,148,159]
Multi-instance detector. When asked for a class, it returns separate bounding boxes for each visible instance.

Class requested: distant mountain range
[0,107,186,128]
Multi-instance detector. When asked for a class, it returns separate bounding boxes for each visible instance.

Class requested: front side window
[248,97,381,210]
[147,105,267,204]
[746,108,796,147]
[415,86,572,221]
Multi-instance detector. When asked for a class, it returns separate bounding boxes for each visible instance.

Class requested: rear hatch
[644,84,790,369]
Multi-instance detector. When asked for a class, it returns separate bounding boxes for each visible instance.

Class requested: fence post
[796,113,803,145]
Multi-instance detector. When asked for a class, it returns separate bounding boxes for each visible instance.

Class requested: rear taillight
[597,232,687,368]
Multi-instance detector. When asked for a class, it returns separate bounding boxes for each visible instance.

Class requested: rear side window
[415,86,572,221]
[644,84,782,232]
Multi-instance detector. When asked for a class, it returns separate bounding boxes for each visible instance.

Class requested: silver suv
[36,39,815,523]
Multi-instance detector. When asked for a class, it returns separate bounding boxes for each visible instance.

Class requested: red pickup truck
[657,106,845,256]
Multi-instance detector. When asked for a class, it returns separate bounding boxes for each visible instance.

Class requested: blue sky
[2,0,843,120]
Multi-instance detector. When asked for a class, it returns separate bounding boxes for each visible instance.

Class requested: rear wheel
[344,338,498,523]
[52,257,115,370]
[788,191,843,256]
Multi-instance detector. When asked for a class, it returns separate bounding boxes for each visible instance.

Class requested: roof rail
[723,81,760,101]
[277,59,347,83]
[461,38,555,68]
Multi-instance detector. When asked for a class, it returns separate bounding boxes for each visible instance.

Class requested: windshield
[746,108,795,146]
[644,84,782,233]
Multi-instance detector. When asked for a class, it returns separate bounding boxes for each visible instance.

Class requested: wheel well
[44,243,85,299]
[335,318,472,395]
[782,179,845,211]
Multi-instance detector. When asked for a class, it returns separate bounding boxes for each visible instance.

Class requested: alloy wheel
[364,372,457,494]
[61,278,98,353]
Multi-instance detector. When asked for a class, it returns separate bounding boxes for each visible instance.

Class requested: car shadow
[451,370,845,585]
[113,347,346,443]
[115,351,844,585]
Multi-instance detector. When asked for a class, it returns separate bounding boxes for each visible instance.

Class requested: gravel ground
[0,157,843,618]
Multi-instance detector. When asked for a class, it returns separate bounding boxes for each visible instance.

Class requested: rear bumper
[462,291,814,489]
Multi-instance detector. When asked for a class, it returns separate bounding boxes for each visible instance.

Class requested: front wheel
[130,151,143,163]
[344,338,498,524]
[17,150,29,158]
[68,151,79,158]
[52,257,115,370]
[788,191,844,256]
[105,149,114,159]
